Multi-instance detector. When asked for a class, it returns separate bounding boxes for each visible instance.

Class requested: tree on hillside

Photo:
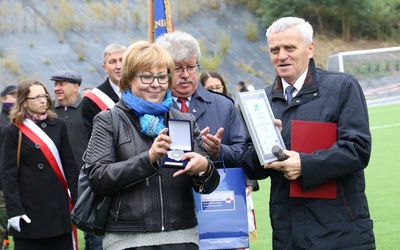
[235,0,400,42]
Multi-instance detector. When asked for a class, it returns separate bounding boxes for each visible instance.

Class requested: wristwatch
[198,160,211,177]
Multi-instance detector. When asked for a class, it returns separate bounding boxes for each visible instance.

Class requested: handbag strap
[110,107,120,149]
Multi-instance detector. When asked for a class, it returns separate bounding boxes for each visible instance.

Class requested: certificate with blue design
[237,89,286,165]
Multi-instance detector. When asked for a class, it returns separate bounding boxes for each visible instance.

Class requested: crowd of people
[0,16,375,250]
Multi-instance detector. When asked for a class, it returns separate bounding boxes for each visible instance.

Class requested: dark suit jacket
[172,84,247,168]
[80,78,119,139]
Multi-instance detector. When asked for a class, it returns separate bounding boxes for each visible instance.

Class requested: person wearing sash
[83,41,220,250]
[0,79,78,250]
[81,43,127,140]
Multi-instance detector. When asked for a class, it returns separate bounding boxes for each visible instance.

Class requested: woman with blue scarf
[83,41,220,250]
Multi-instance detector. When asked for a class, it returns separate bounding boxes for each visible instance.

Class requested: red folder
[290,120,337,199]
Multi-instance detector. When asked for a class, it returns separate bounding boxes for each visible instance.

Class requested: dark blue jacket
[173,84,247,168]
[241,59,375,249]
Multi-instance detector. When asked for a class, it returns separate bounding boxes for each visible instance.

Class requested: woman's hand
[149,128,171,163]
[173,153,208,177]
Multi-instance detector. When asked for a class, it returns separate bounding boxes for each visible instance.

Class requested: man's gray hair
[155,30,201,62]
[266,17,314,45]
[102,44,127,64]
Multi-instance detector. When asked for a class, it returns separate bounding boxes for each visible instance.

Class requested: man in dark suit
[79,43,126,250]
[81,43,127,140]
[156,31,246,169]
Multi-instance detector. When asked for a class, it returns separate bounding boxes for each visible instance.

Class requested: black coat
[80,78,119,139]
[1,118,78,238]
[0,104,12,187]
[241,59,375,249]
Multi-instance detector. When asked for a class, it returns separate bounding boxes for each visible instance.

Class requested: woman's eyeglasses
[135,74,171,85]
[26,94,49,102]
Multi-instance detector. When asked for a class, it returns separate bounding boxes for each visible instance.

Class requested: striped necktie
[285,86,296,103]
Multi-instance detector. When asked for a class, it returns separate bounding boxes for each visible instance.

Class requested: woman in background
[1,79,78,250]
[200,70,230,96]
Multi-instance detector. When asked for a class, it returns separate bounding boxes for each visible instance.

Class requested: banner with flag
[153,0,173,40]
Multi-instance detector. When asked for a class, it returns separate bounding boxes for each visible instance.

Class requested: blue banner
[154,0,172,40]
[193,168,249,249]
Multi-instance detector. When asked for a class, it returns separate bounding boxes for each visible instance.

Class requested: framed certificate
[237,89,285,165]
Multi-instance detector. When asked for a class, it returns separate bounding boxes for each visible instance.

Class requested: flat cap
[1,85,17,97]
[50,70,82,85]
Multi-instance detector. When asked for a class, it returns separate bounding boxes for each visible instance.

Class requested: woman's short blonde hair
[119,41,175,92]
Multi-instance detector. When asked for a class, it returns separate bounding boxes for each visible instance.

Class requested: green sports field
[250,103,400,250]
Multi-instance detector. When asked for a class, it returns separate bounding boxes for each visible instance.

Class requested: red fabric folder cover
[290,120,337,199]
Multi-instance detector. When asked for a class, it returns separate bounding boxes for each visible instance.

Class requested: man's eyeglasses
[206,85,223,91]
[26,94,49,102]
[135,74,171,85]
[174,64,199,74]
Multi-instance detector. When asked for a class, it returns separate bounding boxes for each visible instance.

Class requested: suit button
[41,123,47,128]
[35,144,40,149]
[38,164,44,170]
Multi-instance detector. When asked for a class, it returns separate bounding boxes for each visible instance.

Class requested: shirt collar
[109,79,121,98]
[282,68,308,97]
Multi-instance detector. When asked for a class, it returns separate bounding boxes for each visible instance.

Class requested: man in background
[52,70,87,170]
[81,43,126,140]
[79,43,126,250]
[0,85,17,249]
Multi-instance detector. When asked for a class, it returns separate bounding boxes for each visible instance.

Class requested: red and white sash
[18,119,78,250]
[85,88,115,111]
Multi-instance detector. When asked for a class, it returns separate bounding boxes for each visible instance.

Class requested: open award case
[237,89,286,165]
[162,119,193,168]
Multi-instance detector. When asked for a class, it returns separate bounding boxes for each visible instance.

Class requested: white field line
[370,123,400,130]
[368,107,400,114]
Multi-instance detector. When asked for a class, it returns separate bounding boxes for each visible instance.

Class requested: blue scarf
[121,90,172,137]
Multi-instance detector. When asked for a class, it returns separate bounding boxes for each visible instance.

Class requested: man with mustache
[156,31,247,171]
[156,30,257,250]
